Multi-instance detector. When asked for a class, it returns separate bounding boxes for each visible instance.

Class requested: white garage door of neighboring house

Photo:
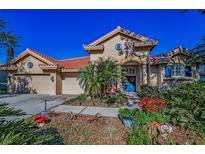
[15,75,50,94]
[62,77,83,94]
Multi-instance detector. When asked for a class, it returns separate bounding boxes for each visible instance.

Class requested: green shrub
[159,81,205,134]
[132,109,169,126]
[139,85,161,98]
[119,108,133,119]
[128,127,152,145]
[67,94,87,103]
[119,108,168,126]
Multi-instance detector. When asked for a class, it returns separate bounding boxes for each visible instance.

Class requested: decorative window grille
[165,64,192,78]
[126,67,136,76]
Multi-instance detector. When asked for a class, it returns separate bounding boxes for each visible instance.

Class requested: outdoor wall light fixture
[50,76,54,82]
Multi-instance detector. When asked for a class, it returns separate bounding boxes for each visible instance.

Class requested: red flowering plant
[139,97,166,112]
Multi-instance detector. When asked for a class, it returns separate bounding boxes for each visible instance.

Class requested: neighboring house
[0,63,8,90]
[0,26,203,95]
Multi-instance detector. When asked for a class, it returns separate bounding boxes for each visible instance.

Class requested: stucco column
[49,72,57,95]
[56,72,62,95]
[142,64,147,85]
[136,65,140,92]
[157,65,162,88]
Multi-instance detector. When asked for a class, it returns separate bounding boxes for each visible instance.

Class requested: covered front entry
[124,65,142,92]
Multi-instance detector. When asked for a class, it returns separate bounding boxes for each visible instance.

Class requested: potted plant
[118,108,136,127]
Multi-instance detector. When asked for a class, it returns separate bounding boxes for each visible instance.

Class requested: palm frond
[0,102,25,116]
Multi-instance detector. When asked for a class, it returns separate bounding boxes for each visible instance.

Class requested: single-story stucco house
[0,26,205,95]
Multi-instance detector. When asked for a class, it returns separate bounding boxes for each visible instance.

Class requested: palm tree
[78,62,101,99]
[0,102,63,145]
[7,47,14,64]
[0,19,19,63]
[0,19,18,49]
[78,58,126,99]
[96,57,126,95]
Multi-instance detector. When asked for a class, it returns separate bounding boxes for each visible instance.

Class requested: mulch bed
[154,126,205,145]
[64,101,125,108]
[44,112,128,145]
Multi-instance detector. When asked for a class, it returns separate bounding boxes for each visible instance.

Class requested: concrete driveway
[0,94,77,115]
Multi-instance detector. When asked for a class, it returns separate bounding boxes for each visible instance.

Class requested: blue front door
[125,76,136,92]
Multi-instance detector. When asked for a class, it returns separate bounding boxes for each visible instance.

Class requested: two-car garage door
[13,75,83,95]
[14,75,50,94]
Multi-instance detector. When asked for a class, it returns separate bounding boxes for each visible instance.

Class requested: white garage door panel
[30,76,50,94]
[62,77,83,94]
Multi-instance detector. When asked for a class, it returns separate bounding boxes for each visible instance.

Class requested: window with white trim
[165,64,192,78]
[171,64,185,77]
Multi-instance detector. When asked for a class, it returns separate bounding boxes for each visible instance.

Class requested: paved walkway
[51,105,120,117]
[126,92,141,109]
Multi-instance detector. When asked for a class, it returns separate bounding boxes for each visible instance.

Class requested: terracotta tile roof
[28,48,90,69]
[89,26,158,46]
[59,56,90,69]
[167,45,190,56]
[150,54,170,61]
[150,46,191,64]
[28,48,60,65]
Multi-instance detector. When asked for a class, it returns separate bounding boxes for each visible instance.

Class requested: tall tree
[7,47,14,63]
[0,19,19,63]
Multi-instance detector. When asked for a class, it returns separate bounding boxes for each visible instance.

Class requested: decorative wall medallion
[115,43,122,51]
[117,39,138,58]
[27,61,33,69]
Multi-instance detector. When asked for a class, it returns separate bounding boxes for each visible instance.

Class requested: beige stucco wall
[150,65,158,86]
[89,34,153,92]
[14,55,45,74]
[90,34,150,64]
[8,54,59,95]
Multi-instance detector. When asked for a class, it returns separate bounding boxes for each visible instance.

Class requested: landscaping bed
[63,94,127,108]
[44,112,128,144]
[119,81,205,145]
[64,101,124,108]
[155,126,205,145]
